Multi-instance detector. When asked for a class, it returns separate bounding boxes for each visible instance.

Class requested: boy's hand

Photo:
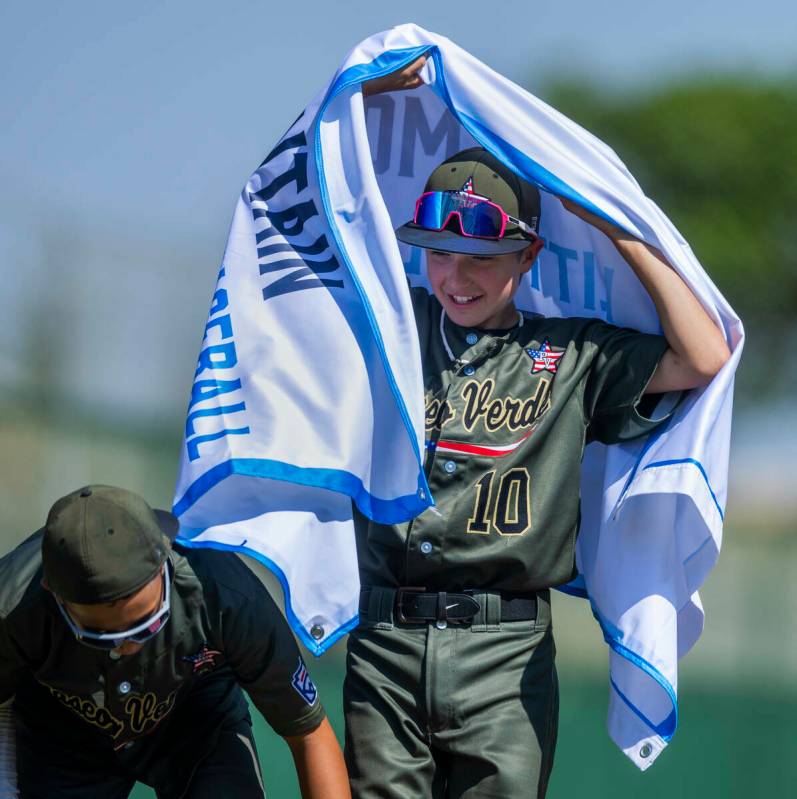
[363,55,428,97]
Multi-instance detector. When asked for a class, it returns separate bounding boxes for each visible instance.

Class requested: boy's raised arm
[560,197,731,393]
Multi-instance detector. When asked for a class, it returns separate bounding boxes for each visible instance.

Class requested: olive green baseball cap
[395,146,542,256]
[42,485,179,604]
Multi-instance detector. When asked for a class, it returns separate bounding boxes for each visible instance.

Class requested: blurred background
[1,1,795,796]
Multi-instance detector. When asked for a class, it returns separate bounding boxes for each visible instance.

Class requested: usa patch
[291,658,318,706]
[181,642,221,675]
[526,340,564,375]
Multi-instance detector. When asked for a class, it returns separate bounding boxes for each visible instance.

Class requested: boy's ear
[518,239,544,273]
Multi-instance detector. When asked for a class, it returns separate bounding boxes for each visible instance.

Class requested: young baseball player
[0,484,351,799]
[344,62,730,798]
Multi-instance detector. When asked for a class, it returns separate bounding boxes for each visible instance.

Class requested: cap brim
[396,223,533,256]
[154,509,180,541]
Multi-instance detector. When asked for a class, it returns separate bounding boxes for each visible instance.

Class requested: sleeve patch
[291,658,318,706]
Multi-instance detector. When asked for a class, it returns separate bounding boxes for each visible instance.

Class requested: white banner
[173,24,743,769]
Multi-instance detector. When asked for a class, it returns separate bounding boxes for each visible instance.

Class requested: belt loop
[470,591,500,632]
[367,587,395,629]
[534,588,551,632]
[485,591,501,631]
[471,591,487,632]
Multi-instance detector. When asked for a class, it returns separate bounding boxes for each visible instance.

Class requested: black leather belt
[359,587,537,625]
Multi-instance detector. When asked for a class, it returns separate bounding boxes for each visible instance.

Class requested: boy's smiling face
[426,241,543,330]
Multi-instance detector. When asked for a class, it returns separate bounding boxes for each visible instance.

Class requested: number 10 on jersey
[466,468,531,537]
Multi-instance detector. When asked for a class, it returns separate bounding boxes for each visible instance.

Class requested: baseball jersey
[353,287,674,592]
[0,532,325,748]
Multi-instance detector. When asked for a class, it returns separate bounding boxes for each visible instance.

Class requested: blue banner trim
[424,48,627,234]
[174,536,359,655]
[173,457,426,524]
[610,677,677,742]
[682,533,715,567]
[313,45,435,512]
[643,457,725,521]
[555,573,678,740]
[175,47,437,533]
[591,600,678,741]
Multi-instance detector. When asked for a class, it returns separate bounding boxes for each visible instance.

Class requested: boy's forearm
[285,718,351,799]
[608,231,730,385]
[559,197,730,390]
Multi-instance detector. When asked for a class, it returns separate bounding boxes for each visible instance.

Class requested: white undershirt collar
[439,308,524,364]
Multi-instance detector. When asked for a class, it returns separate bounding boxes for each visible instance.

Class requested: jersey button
[435,619,448,630]
[462,365,475,376]
[420,541,433,555]
[117,681,132,696]
[465,332,478,345]
[443,460,456,474]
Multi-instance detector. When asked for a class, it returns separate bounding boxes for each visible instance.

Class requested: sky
[2,1,794,237]
[0,0,794,423]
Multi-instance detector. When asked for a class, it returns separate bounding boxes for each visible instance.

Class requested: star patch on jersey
[526,340,564,375]
[182,642,221,675]
[461,177,474,193]
[291,658,318,706]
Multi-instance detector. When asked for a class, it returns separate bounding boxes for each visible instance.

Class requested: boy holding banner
[344,61,730,798]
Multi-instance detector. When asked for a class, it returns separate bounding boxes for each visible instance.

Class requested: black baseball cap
[395,147,542,256]
[42,485,179,604]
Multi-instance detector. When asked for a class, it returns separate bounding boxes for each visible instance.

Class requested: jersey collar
[439,308,525,366]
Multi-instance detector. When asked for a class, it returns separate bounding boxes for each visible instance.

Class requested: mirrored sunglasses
[55,562,171,651]
[413,190,538,241]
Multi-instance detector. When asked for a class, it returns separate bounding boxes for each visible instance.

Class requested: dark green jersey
[0,532,325,746]
[354,287,673,592]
